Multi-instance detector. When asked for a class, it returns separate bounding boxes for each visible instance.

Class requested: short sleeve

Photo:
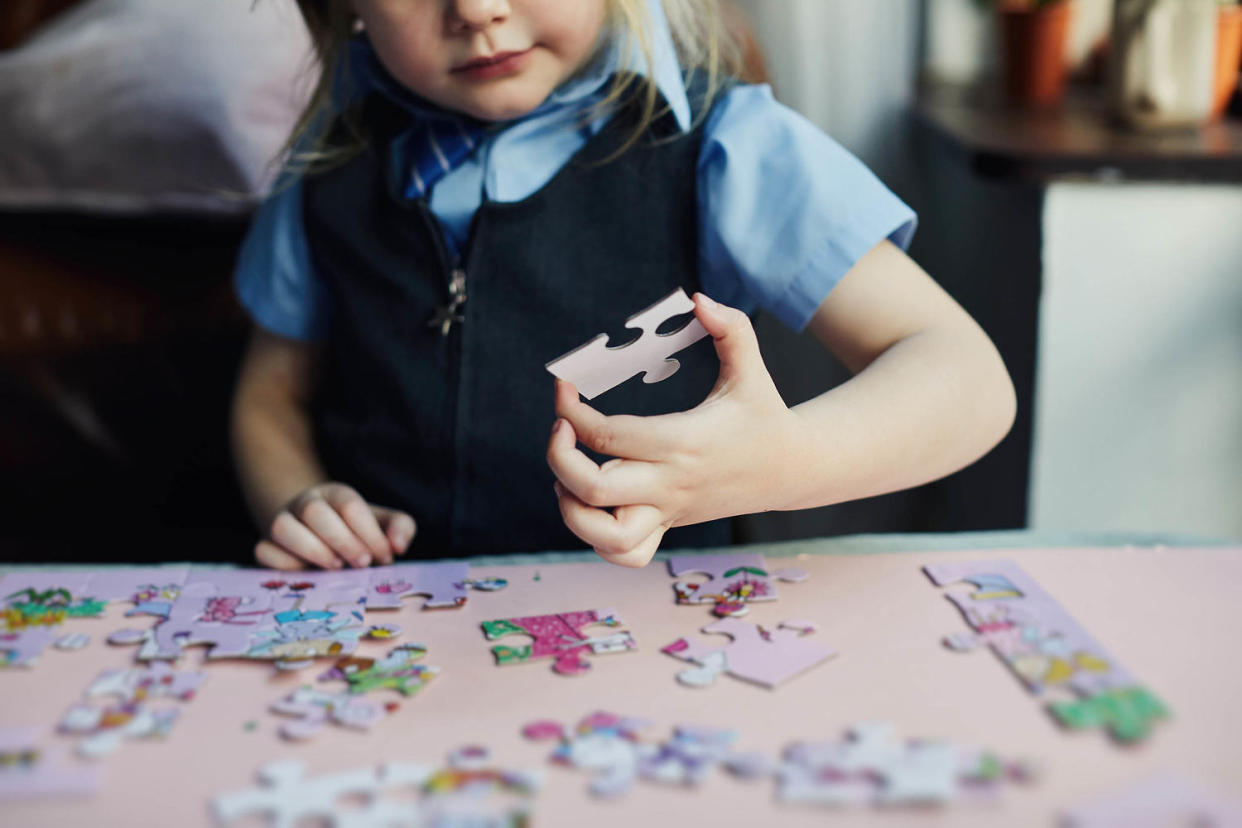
[697,84,917,332]
[232,175,331,341]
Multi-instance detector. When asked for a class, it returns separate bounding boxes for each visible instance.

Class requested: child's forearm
[230,331,327,530]
[773,325,1016,512]
[232,390,327,530]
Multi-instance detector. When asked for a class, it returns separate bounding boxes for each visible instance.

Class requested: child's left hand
[547,293,804,568]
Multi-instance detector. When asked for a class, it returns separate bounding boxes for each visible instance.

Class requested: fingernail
[698,292,717,309]
[357,554,371,567]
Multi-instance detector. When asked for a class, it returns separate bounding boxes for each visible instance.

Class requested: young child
[231,0,1016,570]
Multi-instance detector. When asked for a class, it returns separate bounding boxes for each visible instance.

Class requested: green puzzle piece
[491,644,532,666]
[1049,686,1170,743]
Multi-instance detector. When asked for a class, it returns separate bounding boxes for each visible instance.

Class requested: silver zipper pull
[428,267,467,336]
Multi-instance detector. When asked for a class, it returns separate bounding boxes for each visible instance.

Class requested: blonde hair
[284,0,743,173]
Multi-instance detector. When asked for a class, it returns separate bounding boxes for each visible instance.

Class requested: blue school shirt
[234,7,917,340]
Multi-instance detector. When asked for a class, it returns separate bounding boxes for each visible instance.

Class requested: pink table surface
[3,543,1239,827]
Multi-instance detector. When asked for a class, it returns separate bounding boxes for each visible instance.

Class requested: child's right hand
[253,483,416,570]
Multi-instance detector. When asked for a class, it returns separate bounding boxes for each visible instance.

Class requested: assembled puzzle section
[668,552,809,618]
[1,569,190,668]
[662,618,834,689]
[545,288,709,400]
[98,563,501,671]
[481,609,636,676]
[925,559,1170,743]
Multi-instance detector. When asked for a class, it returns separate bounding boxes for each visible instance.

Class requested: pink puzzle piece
[662,618,835,689]
[668,553,809,618]
[482,609,636,676]
[0,727,101,799]
[545,289,709,400]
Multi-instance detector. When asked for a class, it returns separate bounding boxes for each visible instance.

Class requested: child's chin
[461,89,548,123]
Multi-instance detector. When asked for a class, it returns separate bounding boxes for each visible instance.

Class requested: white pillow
[0,0,314,215]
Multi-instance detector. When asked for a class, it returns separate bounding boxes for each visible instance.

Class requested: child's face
[353,0,609,122]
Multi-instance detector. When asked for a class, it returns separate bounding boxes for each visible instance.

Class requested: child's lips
[451,48,533,79]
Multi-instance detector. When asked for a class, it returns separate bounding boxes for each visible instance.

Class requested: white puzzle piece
[545,289,708,400]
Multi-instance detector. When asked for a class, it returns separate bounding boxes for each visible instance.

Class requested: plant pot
[999,0,1074,107]
[1213,3,1242,120]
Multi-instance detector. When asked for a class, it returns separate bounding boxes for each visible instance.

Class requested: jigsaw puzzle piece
[366,562,470,610]
[545,289,709,400]
[318,643,439,696]
[926,559,1166,743]
[60,702,180,758]
[84,662,205,704]
[271,687,388,740]
[662,619,835,689]
[213,760,387,828]
[1,628,57,668]
[85,568,190,602]
[1048,686,1170,743]
[144,581,275,660]
[0,726,101,799]
[668,552,808,617]
[1,573,104,632]
[483,609,636,676]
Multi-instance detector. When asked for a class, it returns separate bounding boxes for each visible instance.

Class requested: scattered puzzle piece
[668,552,808,618]
[662,618,835,689]
[84,662,205,705]
[925,559,1170,743]
[0,727,101,799]
[523,712,774,798]
[53,633,90,651]
[318,643,439,696]
[777,722,1034,807]
[545,288,709,400]
[213,747,540,828]
[482,609,636,676]
[270,687,389,740]
[57,661,204,758]
[59,702,180,758]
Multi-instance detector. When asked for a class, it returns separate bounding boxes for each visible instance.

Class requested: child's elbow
[980,348,1018,452]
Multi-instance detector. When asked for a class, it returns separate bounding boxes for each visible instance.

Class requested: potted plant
[1214,0,1242,119]
[977,0,1075,106]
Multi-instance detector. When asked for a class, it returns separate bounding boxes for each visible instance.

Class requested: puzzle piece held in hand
[545,289,709,400]
[318,643,439,696]
[668,552,809,618]
[482,609,636,676]
[662,618,835,689]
